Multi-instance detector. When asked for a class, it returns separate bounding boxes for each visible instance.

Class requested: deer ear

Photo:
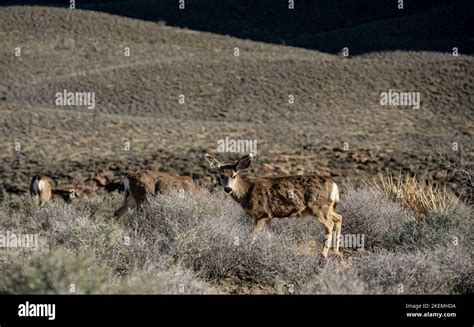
[236,153,253,172]
[204,154,221,172]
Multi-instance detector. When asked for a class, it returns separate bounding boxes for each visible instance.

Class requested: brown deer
[30,175,76,205]
[113,170,198,217]
[204,153,343,261]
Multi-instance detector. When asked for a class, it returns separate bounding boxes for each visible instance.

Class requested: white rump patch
[122,176,130,192]
[330,183,339,203]
[38,180,45,192]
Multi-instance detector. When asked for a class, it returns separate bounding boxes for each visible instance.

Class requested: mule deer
[30,175,76,205]
[113,170,198,217]
[204,153,343,261]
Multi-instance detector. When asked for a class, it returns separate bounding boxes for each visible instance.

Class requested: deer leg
[251,217,271,242]
[332,213,343,255]
[114,192,136,218]
[321,222,334,258]
[113,205,128,218]
[314,205,335,258]
[40,190,51,205]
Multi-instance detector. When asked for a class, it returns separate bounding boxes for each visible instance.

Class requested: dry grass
[364,173,460,215]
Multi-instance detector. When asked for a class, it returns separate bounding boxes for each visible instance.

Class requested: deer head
[204,153,253,193]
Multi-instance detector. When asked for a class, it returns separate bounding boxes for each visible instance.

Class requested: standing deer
[30,175,76,205]
[204,153,343,261]
[113,170,198,217]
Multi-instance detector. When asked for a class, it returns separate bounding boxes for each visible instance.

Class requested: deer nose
[224,187,232,193]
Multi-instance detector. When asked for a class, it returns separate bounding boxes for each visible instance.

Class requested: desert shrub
[0,249,112,294]
[300,266,371,294]
[42,199,153,275]
[126,189,323,290]
[352,246,473,294]
[439,148,473,204]
[73,192,124,222]
[303,245,472,294]
[0,249,213,294]
[340,186,414,249]
[0,193,38,217]
[341,185,471,253]
[114,264,215,294]
[0,185,470,294]
[381,203,472,251]
[30,201,121,259]
[0,194,42,231]
[367,173,460,215]
[0,195,143,275]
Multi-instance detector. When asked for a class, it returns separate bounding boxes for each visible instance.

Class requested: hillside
[8,0,474,54]
[0,6,472,198]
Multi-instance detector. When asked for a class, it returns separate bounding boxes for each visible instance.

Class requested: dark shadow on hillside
[2,0,474,55]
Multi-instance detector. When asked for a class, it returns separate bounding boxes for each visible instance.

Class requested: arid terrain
[1,6,472,200]
[0,4,472,295]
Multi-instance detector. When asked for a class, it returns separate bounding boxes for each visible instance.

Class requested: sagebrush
[0,182,471,294]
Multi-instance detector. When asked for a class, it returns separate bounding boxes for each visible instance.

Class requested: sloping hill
[0,6,472,197]
[8,0,473,54]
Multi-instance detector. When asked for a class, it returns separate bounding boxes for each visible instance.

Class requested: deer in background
[30,175,76,205]
[114,170,198,217]
[204,153,343,262]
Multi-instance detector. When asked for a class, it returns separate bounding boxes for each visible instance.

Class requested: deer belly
[272,205,307,218]
[268,191,306,218]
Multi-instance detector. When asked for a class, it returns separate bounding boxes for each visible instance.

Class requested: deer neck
[231,175,253,207]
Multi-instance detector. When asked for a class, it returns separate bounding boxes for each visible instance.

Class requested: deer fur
[204,153,343,259]
[113,170,197,217]
[30,175,76,205]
